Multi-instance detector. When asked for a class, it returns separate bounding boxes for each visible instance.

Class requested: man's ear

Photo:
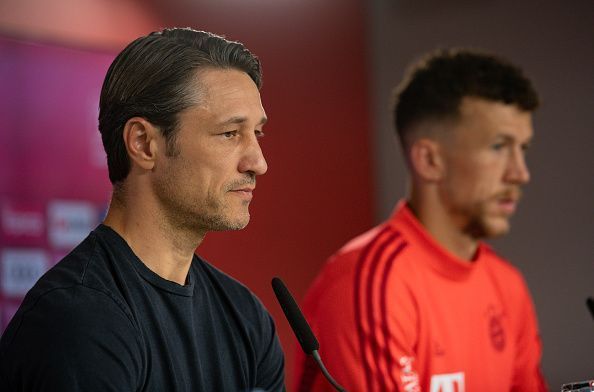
[409,138,445,182]
[122,117,160,171]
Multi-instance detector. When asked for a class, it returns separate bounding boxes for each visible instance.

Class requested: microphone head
[271,277,319,355]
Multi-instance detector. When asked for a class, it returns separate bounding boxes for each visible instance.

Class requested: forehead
[454,97,533,141]
[191,68,265,117]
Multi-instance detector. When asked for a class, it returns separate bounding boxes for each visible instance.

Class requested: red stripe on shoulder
[379,240,408,390]
[353,226,402,392]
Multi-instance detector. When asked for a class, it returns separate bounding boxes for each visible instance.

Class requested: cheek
[172,158,214,197]
[199,161,233,194]
[445,160,496,203]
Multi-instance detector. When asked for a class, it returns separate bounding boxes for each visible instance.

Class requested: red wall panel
[0,1,372,387]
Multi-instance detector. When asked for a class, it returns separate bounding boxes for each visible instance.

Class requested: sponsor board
[1,248,48,297]
[47,200,97,249]
[0,200,45,245]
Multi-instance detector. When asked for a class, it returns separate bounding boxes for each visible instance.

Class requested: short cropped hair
[99,27,262,184]
[392,48,539,149]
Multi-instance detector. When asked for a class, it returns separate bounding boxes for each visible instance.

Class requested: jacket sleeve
[293,254,422,392]
[0,285,144,391]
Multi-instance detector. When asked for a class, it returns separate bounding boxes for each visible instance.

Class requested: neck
[409,187,479,261]
[103,190,205,285]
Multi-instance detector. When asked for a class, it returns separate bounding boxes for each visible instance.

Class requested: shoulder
[318,223,399,282]
[1,229,141,363]
[303,223,414,325]
[2,283,138,349]
[0,284,143,390]
[16,228,135,324]
[307,222,414,301]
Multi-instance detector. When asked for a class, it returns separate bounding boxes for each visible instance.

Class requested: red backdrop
[0,1,372,387]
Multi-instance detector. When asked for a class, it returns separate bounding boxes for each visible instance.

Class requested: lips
[495,190,521,215]
[230,186,254,193]
[227,177,256,199]
[228,187,254,199]
[498,198,517,214]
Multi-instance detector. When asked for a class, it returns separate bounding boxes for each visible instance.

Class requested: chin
[466,214,511,239]
[483,218,511,238]
[225,212,251,231]
[230,219,249,231]
[199,210,250,232]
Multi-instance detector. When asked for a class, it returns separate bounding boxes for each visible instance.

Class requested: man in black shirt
[0,28,285,391]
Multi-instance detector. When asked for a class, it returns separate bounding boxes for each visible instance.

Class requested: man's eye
[222,131,238,138]
[491,143,505,151]
[255,130,265,138]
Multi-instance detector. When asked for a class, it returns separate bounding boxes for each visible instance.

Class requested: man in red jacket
[295,49,547,391]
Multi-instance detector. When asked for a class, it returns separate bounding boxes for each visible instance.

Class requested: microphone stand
[271,277,348,392]
[311,350,347,392]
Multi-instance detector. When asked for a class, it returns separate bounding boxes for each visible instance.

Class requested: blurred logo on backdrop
[0,199,103,332]
[0,248,48,297]
[0,37,113,333]
[1,201,46,246]
[47,200,97,249]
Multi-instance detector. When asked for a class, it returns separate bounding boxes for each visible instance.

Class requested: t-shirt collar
[388,200,487,280]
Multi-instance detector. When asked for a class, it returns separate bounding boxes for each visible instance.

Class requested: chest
[130,288,256,391]
[413,272,516,391]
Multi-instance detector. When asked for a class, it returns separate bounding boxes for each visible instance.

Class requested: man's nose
[505,147,530,185]
[238,134,268,176]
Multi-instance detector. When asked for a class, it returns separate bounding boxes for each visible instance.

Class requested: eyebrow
[495,133,532,144]
[220,116,268,126]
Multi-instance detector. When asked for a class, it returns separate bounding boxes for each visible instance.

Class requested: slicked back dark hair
[393,48,539,149]
[99,27,262,184]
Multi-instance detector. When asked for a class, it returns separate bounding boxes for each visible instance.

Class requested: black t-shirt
[0,225,285,391]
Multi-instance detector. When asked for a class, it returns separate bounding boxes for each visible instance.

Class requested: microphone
[271,277,347,392]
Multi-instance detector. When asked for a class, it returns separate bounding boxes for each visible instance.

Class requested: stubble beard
[154,175,251,238]
[464,213,510,239]
[160,190,250,234]
[153,146,254,234]
[200,175,256,232]
[198,193,250,232]
[462,200,512,240]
